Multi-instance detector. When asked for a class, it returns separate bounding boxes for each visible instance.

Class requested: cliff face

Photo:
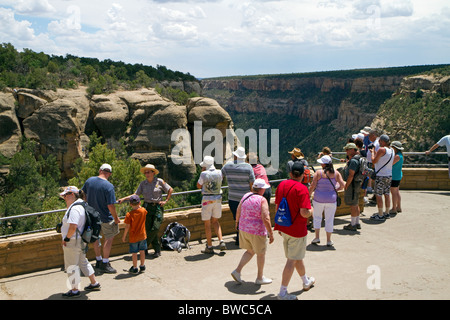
[202,76,402,129]
[202,76,401,93]
[201,75,402,162]
[0,87,235,185]
[371,73,450,152]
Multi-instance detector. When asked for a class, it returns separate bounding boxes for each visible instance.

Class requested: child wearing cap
[122,195,148,273]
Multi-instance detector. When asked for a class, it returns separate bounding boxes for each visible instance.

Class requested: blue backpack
[274,184,296,227]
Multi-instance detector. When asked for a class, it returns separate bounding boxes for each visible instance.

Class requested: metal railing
[1,151,448,238]
[0,179,286,239]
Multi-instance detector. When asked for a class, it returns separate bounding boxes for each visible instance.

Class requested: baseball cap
[129,194,141,204]
[291,162,305,175]
[60,186,79,197]
[343,143,358,150]
[317,155,332,164]
[380,134,390,142]
[253,178,270,189]
[100,163,112,172]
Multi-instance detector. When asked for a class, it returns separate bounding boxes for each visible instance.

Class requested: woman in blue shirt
[390,141,404,214]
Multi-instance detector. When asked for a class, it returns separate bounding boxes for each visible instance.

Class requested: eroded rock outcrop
[0,87,235,185]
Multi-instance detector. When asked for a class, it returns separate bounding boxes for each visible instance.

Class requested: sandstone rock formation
[0,87,236,185]
[0,90,22,158]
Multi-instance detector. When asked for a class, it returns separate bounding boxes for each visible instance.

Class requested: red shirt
[124,207,148,243]
[274,179,311,238]
[252,164,270,184]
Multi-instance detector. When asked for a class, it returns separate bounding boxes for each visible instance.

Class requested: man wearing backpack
[274,162,314,300]
[82,164,120,274]
[197,155,226,254]
[342,143,362,231]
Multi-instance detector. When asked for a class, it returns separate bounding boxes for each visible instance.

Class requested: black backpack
[70,201,102,244]
[161,222,191,252]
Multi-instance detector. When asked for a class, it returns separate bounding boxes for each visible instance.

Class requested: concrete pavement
[1,190,449,301]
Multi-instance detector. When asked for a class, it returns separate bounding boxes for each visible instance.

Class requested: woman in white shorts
[309,155,344,247]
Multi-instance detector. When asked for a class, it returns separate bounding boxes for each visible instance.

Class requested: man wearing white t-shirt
[426,135,450,178]
[370,134,395,220]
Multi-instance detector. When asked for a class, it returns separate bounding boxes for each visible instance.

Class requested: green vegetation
[0,135,204,237]
[0,42,198,100]
[376,68,450,154]
[204,64,450,81]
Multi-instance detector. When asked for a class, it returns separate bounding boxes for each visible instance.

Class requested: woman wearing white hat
[231,178,274,285]
[309,155,345,247]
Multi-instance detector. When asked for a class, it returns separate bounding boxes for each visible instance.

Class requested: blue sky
[0,0,449,78]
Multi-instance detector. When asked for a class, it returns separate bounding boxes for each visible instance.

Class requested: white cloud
[15,0,55,15]
[0,0,448,77]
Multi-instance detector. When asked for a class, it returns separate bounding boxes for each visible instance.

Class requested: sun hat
[200,155,215,168]
[288,147,305,159]
[100,163,112,172]
[253,178,270,189]
[317,155,332,164]
[391,141,404,150]
[343,143,358,150]
[140,164,159,175]
[129,194,141,204]
[232,147,246,159]
[60,186,79,197]
[360,126,371,135]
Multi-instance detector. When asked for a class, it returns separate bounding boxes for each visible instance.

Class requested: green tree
[0,139,61,235]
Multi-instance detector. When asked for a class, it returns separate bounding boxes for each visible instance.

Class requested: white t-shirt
[437,135,450,156]
[61,199,86,239]
[198,167,223,201]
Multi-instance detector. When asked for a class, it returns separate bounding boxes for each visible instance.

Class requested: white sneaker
[277,293,298,300]
[255,276,272,285]
[311,238,320,245]
[303,276,315,291]
[231,270,242,284]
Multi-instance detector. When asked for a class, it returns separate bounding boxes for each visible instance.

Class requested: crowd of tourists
[57,128,450,299]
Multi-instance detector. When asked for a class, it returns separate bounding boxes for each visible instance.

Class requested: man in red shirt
[275,162,315,300]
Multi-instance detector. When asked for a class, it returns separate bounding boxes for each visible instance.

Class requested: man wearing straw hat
[119,164,173,258]
[287,148,309,175]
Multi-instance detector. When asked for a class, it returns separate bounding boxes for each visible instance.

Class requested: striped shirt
[221,160,255,202]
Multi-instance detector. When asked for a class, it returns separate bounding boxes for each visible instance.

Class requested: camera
[56,223,62,233]
[368,144,374,150]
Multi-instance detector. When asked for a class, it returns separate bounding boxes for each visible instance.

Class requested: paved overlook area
[0,190,449,301]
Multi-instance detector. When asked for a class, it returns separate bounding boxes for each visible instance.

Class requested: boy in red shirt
[275,162,314,300]
[122,194,148,273]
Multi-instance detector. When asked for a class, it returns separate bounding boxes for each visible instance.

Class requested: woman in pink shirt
[231,179,274,285]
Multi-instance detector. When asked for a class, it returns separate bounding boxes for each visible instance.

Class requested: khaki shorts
[280,232,307,260]
[344,181,361,206]
[101,220,120,239]
[239,230,267,255]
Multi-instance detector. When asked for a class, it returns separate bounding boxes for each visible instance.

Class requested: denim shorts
[129,239,147,253]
